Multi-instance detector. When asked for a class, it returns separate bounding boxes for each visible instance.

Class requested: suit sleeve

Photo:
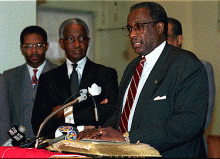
[31,73,64,137]
[202,61,215,129]
[0,74,11,145]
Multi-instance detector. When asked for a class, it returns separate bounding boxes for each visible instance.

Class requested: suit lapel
[53,63,72,102]
[41,59,51,74]
[131,44,172,130]
[79,59,97,89]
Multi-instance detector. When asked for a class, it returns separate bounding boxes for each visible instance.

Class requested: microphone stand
[35,90,87,148]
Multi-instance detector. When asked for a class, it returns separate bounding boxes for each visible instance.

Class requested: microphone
[37,126,79,149]
[35,90,87,148]
[2,125,26,146]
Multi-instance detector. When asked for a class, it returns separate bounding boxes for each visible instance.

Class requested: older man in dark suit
[3,26,57,139]
[78,2,209,158]
[31,18,119,139]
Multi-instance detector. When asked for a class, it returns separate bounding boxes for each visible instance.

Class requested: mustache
[30,54,41,58]
[131,38,143,45]
[73,47,82,52]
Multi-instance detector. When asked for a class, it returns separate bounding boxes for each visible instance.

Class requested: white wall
[0,0,36,73]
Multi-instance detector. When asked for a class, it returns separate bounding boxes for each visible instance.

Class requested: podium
[0,140,161,158]
[47,139,162,158]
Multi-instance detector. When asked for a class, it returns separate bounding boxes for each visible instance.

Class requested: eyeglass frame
[122,22,157,37]
[62,34,89,44]
[21,43,46,51]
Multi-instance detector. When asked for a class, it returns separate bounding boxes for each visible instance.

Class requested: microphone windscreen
[18,126,26,133]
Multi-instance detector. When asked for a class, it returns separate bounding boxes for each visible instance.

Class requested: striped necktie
[119,57,146,133]
[32,69,38,88]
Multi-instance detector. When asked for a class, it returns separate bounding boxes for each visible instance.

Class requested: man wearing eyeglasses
[3,26,57,140]
[78,2,209,158]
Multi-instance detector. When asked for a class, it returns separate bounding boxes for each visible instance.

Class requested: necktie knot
[72,63,78,71]
[140,56,146,63]
[33,69,38,74]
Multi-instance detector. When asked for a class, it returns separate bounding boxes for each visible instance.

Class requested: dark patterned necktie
[70,63,79,96]
[32,69,38,87]
[119,57,146,133]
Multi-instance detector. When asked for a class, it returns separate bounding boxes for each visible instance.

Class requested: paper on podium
[46,139,162,158]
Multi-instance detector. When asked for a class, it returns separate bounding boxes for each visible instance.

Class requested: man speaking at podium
[31,18,119,139]
[78,2,209,158]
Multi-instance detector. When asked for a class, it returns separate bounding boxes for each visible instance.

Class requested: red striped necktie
[32,69,38,88]
[119,57,146,133]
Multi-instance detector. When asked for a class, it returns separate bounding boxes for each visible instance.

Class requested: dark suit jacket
[32,58,119,138]
[0,74,11,145]
[3,59,57,139]
[104,44,209,158]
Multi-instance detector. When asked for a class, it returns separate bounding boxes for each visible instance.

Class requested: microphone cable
[87,93,99,128]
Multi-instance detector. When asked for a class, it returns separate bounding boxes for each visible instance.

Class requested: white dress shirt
[64,57,87,132]
[122,41,166,132]
[66,56,87,82]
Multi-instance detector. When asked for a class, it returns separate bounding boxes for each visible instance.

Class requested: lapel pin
[154,80,157,84]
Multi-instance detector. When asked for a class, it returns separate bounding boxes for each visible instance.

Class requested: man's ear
[59,39,65,50]
[20,45,25,56]
[177,35,183,46]
[156,22,164,35]
[45,43,49,51]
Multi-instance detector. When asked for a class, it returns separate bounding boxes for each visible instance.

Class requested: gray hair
[59,18,89,39]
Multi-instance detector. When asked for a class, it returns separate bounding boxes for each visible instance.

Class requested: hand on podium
[77,127,126,142]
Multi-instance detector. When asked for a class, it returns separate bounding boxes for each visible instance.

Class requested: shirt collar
[66,56,87,76]
[27,60,46,79]
[143,41,166,66]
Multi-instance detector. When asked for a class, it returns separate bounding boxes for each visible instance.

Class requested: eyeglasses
[64,35,89,44]
[21,43,46,51]
[122,22,155,37]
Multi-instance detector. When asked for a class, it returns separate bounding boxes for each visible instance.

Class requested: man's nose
[73,38,80,47]
[31,45,38,52]
[129,28,137,38]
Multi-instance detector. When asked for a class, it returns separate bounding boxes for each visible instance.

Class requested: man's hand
[77,127,126,142]
[100,98,108,104]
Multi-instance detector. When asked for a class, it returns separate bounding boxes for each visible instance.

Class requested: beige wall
[2,0,219,136]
